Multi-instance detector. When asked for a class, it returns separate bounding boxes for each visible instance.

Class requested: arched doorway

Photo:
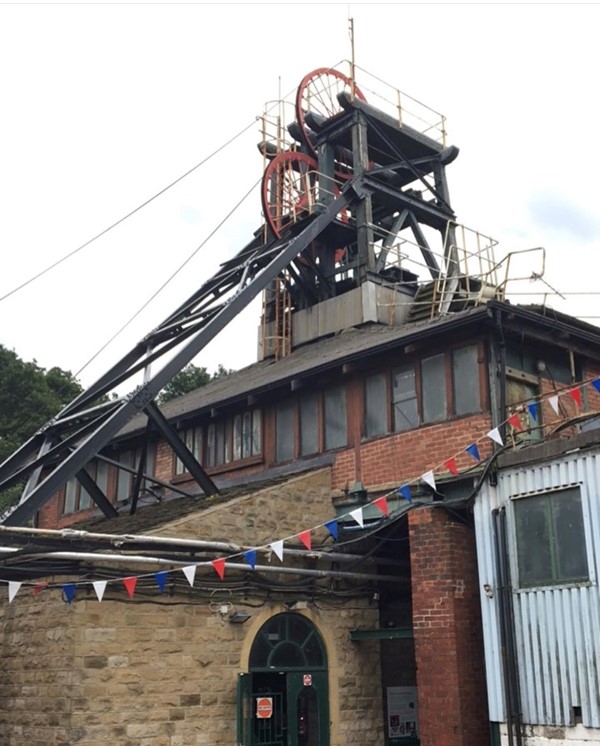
[237,613,329,746]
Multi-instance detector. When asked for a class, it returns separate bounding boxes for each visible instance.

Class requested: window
[274,388,347,463]
[276,401,295,462]
[175,427,203,475]
[203,409,262,469]
[452,345,480,415]
[421,354,447,423]
[62,459,112,515]
[513,487,589,587]
[324,385,347,450]
[115,446,156,503]
[300,392,319,456]
[393,365,419,432]
[506,369,541,441]
[365,373,387,438]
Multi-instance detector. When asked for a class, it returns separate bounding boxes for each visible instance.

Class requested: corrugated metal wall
[475,449,600,727]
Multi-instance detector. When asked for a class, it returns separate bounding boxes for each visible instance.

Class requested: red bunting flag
[297,530,312,551]
[569,388,582,406]
[33,582,47,597]
[444,457,459,476]
[211,558,226,580]
[122,577,137,598]
[507,413,523,431]
[373,496,389,516]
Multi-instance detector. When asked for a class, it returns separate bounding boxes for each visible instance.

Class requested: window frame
[510,484,593,590]
[361,341,484,441]
[177,409,263,476]
[274,386,348,464]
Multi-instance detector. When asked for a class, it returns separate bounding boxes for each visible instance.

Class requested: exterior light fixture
[348,480,368,503]
[228,610,251,624]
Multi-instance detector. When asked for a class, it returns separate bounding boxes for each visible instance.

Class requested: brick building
[2,65,600,746]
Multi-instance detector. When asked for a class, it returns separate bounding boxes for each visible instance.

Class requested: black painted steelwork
[1,191,356,526]
[1,67,461,526]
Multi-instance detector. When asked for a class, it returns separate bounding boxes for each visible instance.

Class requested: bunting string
[3,374,600,604]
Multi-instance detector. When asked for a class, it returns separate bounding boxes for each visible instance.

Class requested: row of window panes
[276,386,347,463]
[176,410,262,474]
[365,345,481,438]
[63,447,155,515]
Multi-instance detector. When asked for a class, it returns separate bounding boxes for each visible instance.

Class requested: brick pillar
[409,506,489,746]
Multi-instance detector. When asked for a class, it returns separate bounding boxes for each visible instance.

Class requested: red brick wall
[331,413,494,491]
[409,506,489,746]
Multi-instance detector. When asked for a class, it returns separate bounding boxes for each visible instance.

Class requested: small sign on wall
[303,674,312,686]
[387,686,418,740]
[256,697,273,719]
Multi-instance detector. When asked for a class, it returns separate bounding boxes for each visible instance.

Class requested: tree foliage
[157,363,233,404]
[0,345,83,513]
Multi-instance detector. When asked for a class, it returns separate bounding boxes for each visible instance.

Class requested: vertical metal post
[351,112,375,282]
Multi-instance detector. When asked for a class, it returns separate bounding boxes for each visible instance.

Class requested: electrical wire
[0,117,258,305]
[71,174,262,382]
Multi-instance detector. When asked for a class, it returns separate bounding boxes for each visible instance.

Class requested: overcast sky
[1,4,599,394]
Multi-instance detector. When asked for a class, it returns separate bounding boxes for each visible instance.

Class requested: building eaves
[116,301,600,441]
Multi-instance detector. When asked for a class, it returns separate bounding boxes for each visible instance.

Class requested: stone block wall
[0,469,384,745]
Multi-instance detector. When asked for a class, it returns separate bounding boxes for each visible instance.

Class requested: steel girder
[1,188,356,526]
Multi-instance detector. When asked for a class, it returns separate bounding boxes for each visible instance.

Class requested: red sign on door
[303,674,312,687]
[256,697,273,719]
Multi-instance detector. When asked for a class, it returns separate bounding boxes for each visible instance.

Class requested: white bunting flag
[486,427,503,446]
[92,580,107,602]
[270,540,284,562]
[549,395,560,414]
[182,565,196,587]
[8,581,21,604]
[349,507,364,528]
[421,470,436,491]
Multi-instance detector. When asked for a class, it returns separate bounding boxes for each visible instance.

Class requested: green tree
[0,346,83,513]
[157,363,233,404]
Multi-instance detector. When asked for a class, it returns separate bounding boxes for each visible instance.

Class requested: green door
[238,613,330,746]
[286,671,329,746]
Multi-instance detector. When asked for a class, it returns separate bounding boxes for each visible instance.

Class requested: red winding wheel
[261,151,319,238]
[295,68,366,163]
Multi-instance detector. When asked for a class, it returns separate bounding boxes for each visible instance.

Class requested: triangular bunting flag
[591,378,600,394]
[122,577,137,599]
[548,394,560,414]
[93,580,107,602]
[33,582,47,597]
[569,388,582,406]
[466,443,480,462]
[270,540,284,562]
[63,583,77,604]
[8,581,21,604]
[527,402,539,421]
[324,519,339,540]
[244,550,257,570]
[212,558,226,580]
[421,470,436,491]
[398,485,412,503]
[154,572,168,593]
[444,457,458,476]
[182,565,196,587]
[373,496,389,516]
[349,507,364,528]
[297,530,311,551]
[486,427,503,446]
[507,413,523,431]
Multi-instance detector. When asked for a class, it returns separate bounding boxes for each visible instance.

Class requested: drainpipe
[492,508,523,746]
[495,308,507,442]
